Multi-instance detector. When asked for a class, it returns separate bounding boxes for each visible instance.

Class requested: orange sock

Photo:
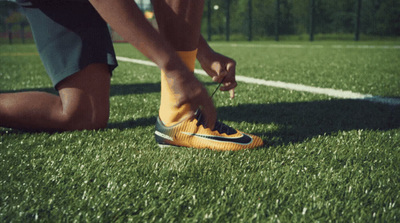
[159,49,197,126]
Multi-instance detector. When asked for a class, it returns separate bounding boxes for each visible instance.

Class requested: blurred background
[0,0,399,44]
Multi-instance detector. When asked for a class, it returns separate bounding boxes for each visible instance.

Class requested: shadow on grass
[0,82,217,96]
[2,84,399,147]
[0,83,160,96]
[217,100,400,146]
[107,117,156,130]
[109,82,216,96]
[106,98,399,146]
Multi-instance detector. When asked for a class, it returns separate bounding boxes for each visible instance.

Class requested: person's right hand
[166,70,217,130]
[199,51,237,99]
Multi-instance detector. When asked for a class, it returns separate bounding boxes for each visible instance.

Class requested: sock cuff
[176,49,198,72]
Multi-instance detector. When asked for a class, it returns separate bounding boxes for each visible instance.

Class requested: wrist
[162,62,195,84]
[197,48,213,65]
[197,36,214,64]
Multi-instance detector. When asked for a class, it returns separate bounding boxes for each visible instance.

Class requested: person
[0,0,263,150]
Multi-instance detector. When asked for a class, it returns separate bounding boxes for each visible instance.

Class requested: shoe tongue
[213,121,237,135]
[195,110,237,135]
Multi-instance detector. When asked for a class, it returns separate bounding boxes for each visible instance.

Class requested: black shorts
[21,1,118,87]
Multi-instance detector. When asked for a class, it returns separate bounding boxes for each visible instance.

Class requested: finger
[212,70,228,83]
[219,61,236,85]
[229,89,235,99]
[211,62,222,76]
[212,75,223,83]
[211,63,228,83]
[206,68,218,80]
[220,81,237,91]
[202,98,217,130]
[226,61,236,78]
[220,81,236,99]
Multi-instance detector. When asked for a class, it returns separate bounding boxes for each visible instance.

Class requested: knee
[56,63,111,131]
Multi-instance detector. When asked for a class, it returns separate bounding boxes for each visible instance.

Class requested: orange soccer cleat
[155,110,264,151]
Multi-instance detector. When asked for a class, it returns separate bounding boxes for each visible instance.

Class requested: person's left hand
[198,51,237,99]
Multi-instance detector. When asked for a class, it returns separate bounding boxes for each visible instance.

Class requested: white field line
[212,43,400,50]
[116,56,400,106]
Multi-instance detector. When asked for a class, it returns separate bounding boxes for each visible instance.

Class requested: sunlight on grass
[1,42,399,222]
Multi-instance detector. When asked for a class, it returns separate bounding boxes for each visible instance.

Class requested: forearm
[196,35,215,64]
[89,0,190,78]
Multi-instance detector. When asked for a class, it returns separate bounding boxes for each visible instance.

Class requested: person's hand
[166,70,217,129]
[198,51,237,99]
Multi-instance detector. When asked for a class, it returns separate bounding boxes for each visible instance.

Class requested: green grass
[1,41,400,222]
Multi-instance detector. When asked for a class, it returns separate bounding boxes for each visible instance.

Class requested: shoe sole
[158,144,173,148]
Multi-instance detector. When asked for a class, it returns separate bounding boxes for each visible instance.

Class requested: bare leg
[153,0,211,126]
[0,63,110,131]
[153,0,205,51]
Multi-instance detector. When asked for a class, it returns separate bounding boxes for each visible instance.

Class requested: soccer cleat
[154,111,264,151]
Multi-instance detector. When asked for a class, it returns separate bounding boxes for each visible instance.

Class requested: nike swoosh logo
[155,130,173,141]
[182,132,253,145]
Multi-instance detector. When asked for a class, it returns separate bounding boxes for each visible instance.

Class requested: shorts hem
[51,61,118,89]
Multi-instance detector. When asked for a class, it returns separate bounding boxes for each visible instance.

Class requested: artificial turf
[1,41,399,222]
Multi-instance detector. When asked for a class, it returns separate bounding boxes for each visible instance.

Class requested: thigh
[21,2,118,88]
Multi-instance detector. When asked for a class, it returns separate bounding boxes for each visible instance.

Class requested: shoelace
[195,76,237,135]
[195,110,237,135]
[210,76,226,98]
[213,120,237,135]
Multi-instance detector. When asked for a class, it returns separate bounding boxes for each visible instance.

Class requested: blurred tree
[205,0,400,39]
[362,0,400,36]
[5,11,27,25]
[0,1,20,32]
